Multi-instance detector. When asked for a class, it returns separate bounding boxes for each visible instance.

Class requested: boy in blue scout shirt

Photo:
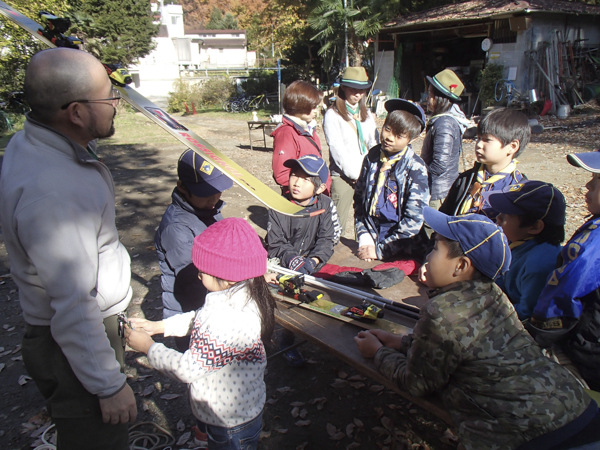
[440,107,529,218]
[355,208,600,450]
[155,149,233,351]
[529,149,600,391]
[483,180,566,320]
[354,99,430,262]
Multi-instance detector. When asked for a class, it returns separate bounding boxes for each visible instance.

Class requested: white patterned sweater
[147,284,266,427]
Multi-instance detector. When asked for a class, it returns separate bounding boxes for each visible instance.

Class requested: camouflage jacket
[354,144,430,261]
[374,280,590,450]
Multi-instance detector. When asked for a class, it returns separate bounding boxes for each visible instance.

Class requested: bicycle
[245,93,269,111]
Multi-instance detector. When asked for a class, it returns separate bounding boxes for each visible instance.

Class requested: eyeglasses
[60,88,121,109]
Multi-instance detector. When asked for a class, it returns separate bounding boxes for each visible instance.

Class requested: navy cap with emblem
[284,155,329,184]
[177,149,233,198]
[424,207,511,280]
[567,148,600,173]
[483,180,566,226]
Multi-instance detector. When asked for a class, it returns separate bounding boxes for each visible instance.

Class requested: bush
[477,63,505,107]
[168,76,236,113]
[241,70,277,96]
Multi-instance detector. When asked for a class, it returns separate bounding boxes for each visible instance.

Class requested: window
[171,16,178,25]
[219,48,224,53]
[492,19,517,44]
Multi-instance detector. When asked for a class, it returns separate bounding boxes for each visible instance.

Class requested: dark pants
[197,412,263,450]
[21,315,129,450]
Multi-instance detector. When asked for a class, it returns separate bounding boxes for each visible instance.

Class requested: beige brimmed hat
[427,69,464,102]
[339,67,372,90]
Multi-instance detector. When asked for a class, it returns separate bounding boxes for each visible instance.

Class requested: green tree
[206,7,223,29]
[0,0,70,98]
[69,0,158,66]
[221,12,238,29]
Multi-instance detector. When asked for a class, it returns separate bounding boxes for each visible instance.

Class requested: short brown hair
[383,110,422,141]
[283,80,322,116]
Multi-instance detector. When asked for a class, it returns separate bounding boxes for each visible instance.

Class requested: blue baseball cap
[567,149,600,173]
[284,155,329,184]
[423,207,511,280]
[384,98,426,132]
[482,180,566,226]
[177,149,233,197]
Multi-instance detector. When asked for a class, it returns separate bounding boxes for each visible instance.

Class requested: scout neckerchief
[346,102,368,155]
[369,147,407,216]
[509,236,533,250]
[459,160,519,215]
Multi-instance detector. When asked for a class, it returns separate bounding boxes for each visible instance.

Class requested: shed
[375,0,600,114]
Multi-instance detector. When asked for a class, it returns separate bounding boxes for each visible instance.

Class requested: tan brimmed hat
[427,69,464,102]
[338,67,372,90]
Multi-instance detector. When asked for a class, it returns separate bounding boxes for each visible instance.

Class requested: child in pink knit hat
[126,218,275,450]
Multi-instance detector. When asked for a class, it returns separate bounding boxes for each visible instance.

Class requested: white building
[128,2,255,98]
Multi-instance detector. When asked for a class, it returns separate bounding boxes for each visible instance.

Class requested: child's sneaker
[192,425,208,448]
[282,347,306,368]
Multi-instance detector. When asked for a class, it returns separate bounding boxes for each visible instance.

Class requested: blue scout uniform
[531,216,600,390]
[354,144,430,261]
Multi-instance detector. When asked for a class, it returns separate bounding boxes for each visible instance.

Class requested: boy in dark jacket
[266,155,341,275]
[440,107,529,219]
[356,208,600,450]
[483,180,566,320]
[155,149,233,351]
[354,99,430,262]
[266,155,341,366]
[529,149,600,391]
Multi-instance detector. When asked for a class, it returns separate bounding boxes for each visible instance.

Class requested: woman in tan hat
[421,69,472,209]
[323,67,379,236]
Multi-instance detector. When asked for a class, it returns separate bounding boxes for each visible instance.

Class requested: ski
[270,284,413,335]
[0,1,310,217]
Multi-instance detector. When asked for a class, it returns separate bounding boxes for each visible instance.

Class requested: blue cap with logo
[384,98,426,132]
[284,155,329,184]
[423,207,511,280]
[177,149,233,197]
[482,180,566,226]
[567,148,600,173]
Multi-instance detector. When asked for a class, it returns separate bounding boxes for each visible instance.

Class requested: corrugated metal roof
[385,0,600,30]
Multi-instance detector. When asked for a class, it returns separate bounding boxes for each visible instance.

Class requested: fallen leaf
[337,370,348,379]
[295,420,311,427]
[381,416,394,431]
[276,386,292,394]
[346,443,361,449]
[306,359,318,364]
[309,397,327,404]
[374,407,384,418]
[140,385,154,397]
[331,431,345,441]
[349,382,365,389]
[346,423,355,438]
[372,426,388,436]
[275,428,288,434]
[11,356,22,361]
[266,398,278,405]
[176,431,191,446]
[299,408,308,419]
[348,374,366,381]
[18,375,32,386]
[326,423,337,437]
[177,418,185,432]
[290,401,305,407]
[369,385,385,393]
[291,406,300,418]
[160,393,180,400]
[331,379,348,389]
[353,418,364,428]
[260,430,271,439]
[296,442,308,450]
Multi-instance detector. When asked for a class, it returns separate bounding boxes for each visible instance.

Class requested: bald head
[25,48,108,123]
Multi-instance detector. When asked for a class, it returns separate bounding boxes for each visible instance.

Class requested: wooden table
[273,238,452,425]
[247,121,274,150]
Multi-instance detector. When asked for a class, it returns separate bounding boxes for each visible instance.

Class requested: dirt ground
[0,107,598,450]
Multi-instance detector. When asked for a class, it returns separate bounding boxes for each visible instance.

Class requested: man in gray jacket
[0,48,136,449]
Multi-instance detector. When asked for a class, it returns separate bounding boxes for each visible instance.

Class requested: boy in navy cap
[155,149,233,351]
[266,154,341,365]
[354,99,430,262]
[483,180,566,320]
[530,149,600,391]
[355,208,599,450]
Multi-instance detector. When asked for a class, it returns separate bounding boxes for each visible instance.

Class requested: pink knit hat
[192,217,267,282]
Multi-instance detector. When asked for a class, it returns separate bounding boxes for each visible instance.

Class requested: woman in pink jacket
[271,80,331,195]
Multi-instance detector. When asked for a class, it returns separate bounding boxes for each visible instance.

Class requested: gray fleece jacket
[0,115,131,398]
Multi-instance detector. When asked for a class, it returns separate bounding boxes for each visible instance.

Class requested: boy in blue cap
[483,180,566,320]
[155,149,233,351]
[354,99,430,262]
[355,208,599,450]
[266,154,341,366]
[530,149,600,391]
